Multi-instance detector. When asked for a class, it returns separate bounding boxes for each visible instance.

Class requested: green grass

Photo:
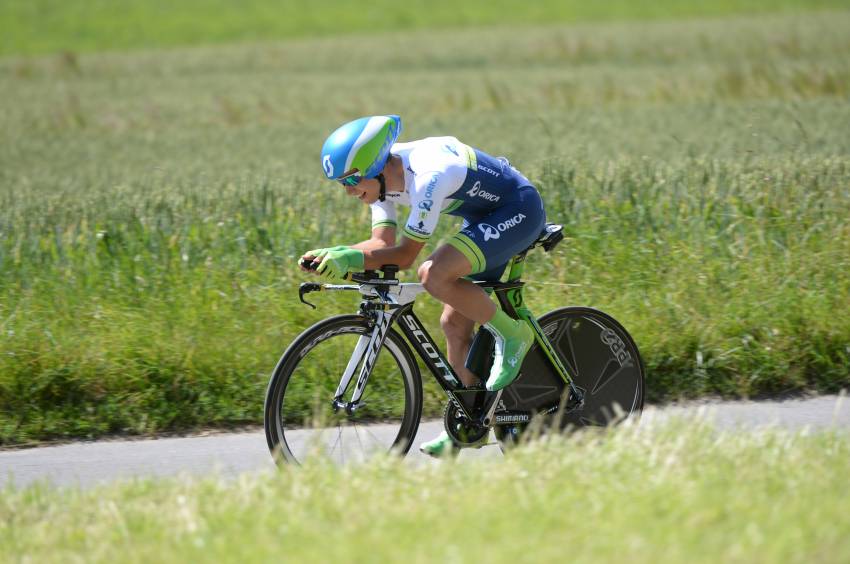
[1,10,850,443]
[2,420,850,562]
[2,0,849,56]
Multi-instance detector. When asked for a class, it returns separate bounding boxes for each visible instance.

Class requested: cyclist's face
[342,177,381,204]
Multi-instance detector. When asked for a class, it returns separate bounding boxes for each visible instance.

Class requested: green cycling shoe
[419,431,487,458]
[485,310,535,391]
[419,431,456,458]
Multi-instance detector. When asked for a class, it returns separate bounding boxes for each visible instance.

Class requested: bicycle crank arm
[477,389,503,427]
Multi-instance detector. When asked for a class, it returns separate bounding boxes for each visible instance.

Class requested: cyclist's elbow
[396,238,425,270]
[398,258,416,270]
[398,246,424,270]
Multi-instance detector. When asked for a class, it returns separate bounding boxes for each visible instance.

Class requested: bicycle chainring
[444,401,489,446]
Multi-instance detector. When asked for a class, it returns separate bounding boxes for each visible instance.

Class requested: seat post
[504,251,528,283]
[502,223,563,283]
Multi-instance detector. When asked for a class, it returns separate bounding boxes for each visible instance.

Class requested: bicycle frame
[497,252,576,391]
[308,256,580,424]
[322,280,465,416]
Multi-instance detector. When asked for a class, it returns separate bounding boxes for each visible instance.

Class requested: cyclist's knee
[416,260,430,283]
[418,260,446,294]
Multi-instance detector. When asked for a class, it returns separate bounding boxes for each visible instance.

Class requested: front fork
[331,310,392,414]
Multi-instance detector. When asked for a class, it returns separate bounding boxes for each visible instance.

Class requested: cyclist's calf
[440,305,481,387]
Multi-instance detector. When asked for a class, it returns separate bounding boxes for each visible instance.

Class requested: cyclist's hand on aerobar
[300,246,344,269]
[299,245,347,272]
[316,247,364,279]
[299,246,364,280]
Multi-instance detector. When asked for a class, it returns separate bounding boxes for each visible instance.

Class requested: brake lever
[299,283,322,309]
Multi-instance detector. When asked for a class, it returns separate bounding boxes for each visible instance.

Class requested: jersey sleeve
[402,169,461,242]
[370,199,397,229]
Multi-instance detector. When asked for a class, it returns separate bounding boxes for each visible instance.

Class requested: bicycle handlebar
[298,264,402,309]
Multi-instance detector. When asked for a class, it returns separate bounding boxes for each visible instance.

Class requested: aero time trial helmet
[321,115,402,184]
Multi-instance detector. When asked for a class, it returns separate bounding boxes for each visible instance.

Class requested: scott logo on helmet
[321,115,401,180]
[478,213,526,242]
[467,181,500,202]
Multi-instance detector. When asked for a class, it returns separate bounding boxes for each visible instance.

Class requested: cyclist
[300,114,546,457]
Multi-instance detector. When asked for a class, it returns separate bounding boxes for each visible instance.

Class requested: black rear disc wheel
[495,307,644,449]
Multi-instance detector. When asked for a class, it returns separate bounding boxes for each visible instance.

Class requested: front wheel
[495,307,645,448]
[264,315,423,465]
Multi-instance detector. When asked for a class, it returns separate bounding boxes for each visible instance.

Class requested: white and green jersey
[371,137,533,243]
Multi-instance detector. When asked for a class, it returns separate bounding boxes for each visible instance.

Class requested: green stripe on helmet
[352,121,392,176]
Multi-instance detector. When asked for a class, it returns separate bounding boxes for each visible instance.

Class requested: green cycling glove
[313,247,365,280]
[302,245,349,264]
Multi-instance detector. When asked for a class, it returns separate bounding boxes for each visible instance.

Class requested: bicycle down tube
[332,294,465,412]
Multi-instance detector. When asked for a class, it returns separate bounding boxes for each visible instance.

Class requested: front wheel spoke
[338,425,345,464]
[352,421,365,452]
[362,424,385,448]
[267,318,418,466]
[330,425,343,458]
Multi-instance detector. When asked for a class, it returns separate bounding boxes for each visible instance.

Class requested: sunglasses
[337,170,363,187]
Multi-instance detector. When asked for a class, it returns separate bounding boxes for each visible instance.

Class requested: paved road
[1,395,847,489]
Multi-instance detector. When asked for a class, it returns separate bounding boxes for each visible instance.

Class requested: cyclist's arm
[349,225,396,251]
[356,161,461,270]
[360,235,424,270]
[346,197,424,267]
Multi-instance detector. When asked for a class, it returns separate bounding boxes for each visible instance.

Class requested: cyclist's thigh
[447,186,545,279]
[425,244,474,279]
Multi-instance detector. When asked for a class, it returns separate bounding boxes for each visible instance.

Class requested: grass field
[2,420,849,562]
[2,0,849,55]
[1,6,849,443]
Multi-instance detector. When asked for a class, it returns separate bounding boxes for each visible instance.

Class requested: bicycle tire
[495,306,645,447]
[264,314,422,466]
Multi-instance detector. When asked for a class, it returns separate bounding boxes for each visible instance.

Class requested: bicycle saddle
[529,223,564,253]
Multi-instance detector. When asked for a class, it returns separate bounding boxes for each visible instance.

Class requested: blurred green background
[1,0,849,444]
[2,0,847,55]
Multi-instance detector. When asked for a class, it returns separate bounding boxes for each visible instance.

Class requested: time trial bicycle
[264,223,644,465]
